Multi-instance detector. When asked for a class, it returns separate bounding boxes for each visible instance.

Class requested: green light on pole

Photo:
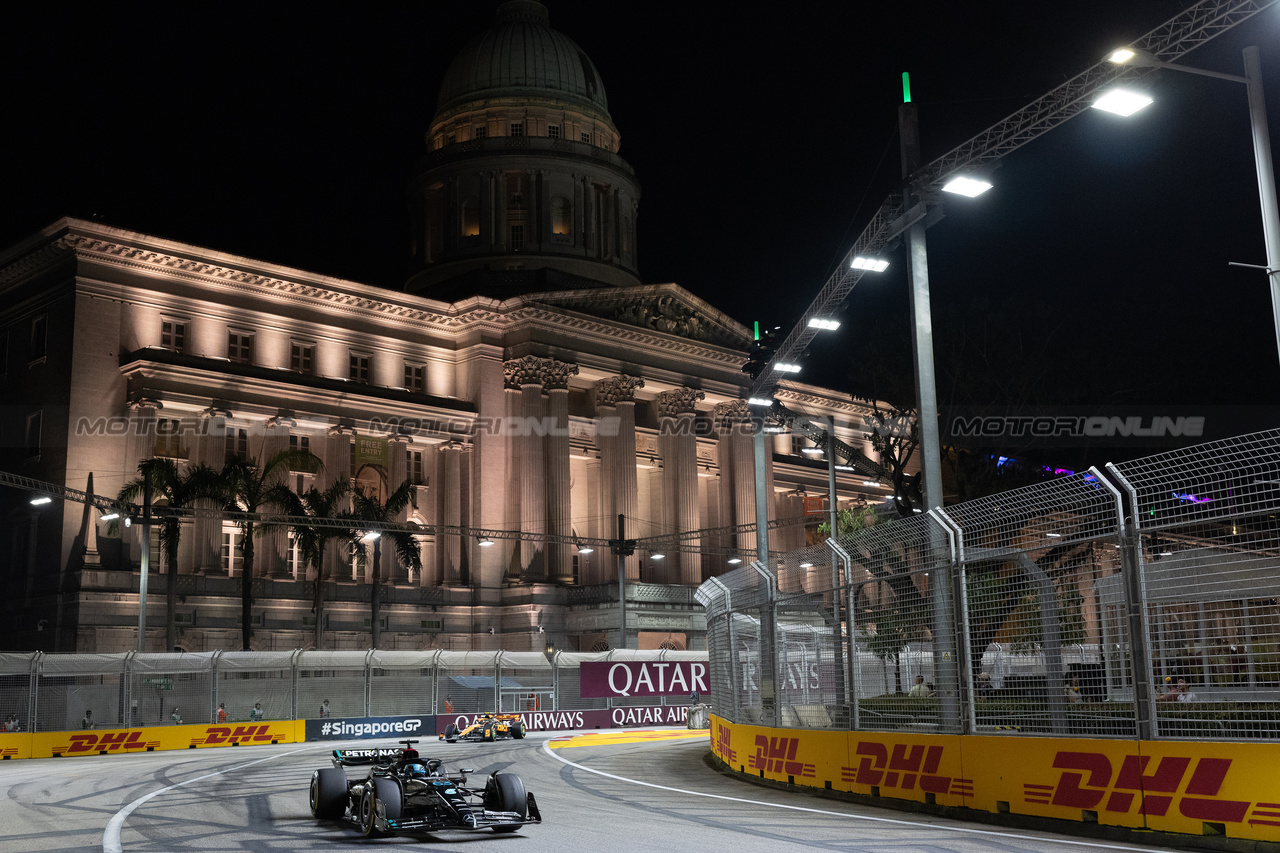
[902,72,911,104]
[754,320,760,341]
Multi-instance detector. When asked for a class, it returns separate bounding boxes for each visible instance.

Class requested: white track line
[102,747,311,853]
[541,739,1173,852]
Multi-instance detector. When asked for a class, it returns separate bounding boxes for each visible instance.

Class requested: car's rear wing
[332,747,402,766]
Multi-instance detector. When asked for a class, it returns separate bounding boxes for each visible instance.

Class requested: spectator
[908,675,930,698]
[690,691,700,705]
[1156,676,1180,702]
[82,709,94,729]
[444,697,455,714]
[925,683,936,697]
[1176,678,1198,702]
[1064,677,1083,704]
[319,699,330,718]
[250,702,263,722]
[171,707,183,725]
[976,672,994,698]
[217,703,228,723]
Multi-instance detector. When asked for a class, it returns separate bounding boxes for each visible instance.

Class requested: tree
[212,448,321,650]
[116,459,220,651]
[270,480,351,650]
[344,477,423,649]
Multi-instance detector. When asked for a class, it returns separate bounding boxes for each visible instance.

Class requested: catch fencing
[0,648,705,733]
[696,428,1280,741]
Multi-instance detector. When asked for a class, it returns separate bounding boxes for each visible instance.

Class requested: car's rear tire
[482,723,494,742]
[444,723,458,742]
[309,768,347,820]
[486,771,528,828]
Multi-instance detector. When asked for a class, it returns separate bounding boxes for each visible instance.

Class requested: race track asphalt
[0,728,1180,853]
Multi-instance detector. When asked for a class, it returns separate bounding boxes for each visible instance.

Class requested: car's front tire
[309,768,348,820]
[511,720,526,739]
[444,723,458,742]
[360,789,378,837]
[486,771,527,831]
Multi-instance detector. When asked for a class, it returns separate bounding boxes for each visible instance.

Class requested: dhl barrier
[710,715,1280,842]
[3,720,304,760]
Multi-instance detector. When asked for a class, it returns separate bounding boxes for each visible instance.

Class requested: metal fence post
[933,509,973,734]
[290,649,302,721]
[826,538,856,730]
[363,649,374,718]
[749,561,779,728]
[1104,463,1156,740]
[30,652,42,733]
[210,650,222,724]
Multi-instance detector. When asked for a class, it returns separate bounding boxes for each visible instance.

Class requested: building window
[221,526,242,576]
[551,196,572,236]
[404,363,425,394]
[289,434,310,454]
[510,224,525,252]
[225,427,248,463]
[580,131,591,144]
[445,133,456,145]
[160,319,186,352]
[349,352,370,384]
[24,411,41,459]
[227,330,253,364]
[29,314,47,363]
[474,125,487,139]
[290,341,314,373]
[409,449,425,485]
[509,121,523,137]
[154,419,183,458]
[548,124,561,139]
[461,197,480,238]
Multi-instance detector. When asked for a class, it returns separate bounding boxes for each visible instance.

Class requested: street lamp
[1100,45,1280,365]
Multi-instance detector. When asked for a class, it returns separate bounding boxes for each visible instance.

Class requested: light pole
[1101,45,1280,365]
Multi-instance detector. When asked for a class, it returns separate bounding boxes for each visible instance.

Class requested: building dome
[436,1,609,116]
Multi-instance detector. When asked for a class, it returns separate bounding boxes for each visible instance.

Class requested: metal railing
[697,428,1280,740]
[0,648,705,733]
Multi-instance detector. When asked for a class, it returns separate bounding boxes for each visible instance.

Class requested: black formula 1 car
[440,712,527,743]
[309,739,541,836]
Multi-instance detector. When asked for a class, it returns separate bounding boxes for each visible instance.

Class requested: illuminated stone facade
[0,2,884,653]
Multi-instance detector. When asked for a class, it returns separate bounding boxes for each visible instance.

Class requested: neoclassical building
[0,1,886,654]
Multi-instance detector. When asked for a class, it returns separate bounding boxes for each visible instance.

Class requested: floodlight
[774,363,801,373]
[1091,89,1152,116]
[808,318,841,331]
[941,176,993,197]
[851,257,890,272]
[747,397,774,407]
[29,497,52,506]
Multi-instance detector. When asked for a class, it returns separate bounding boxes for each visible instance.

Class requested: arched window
[460,197,480,238]
[551,196,572,237]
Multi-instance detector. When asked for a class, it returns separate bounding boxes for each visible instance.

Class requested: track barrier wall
[697,430,1280,844]
[711,715,1280,842]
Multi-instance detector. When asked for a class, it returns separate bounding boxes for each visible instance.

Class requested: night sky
[5,2,1280,427]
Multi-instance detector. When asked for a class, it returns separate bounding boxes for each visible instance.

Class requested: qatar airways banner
[436,706,693,735]
[579,661,709,699]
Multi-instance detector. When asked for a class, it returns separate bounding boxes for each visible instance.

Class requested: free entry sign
[579,660,708,698]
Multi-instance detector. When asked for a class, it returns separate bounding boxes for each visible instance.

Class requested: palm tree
[345,477,422,649]
[212,448,321,650]
[117,459,220,651]
[270,480,352,649]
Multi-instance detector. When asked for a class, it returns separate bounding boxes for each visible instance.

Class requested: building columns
[657,388,705,586]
